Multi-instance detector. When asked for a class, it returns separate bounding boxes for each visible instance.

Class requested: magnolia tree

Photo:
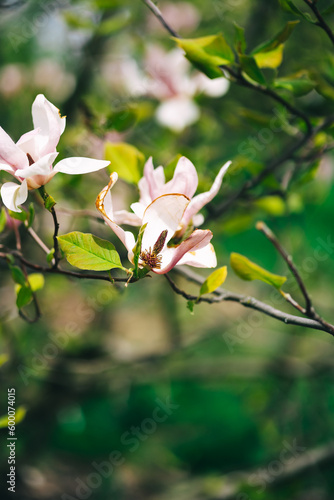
[1,1,334,339]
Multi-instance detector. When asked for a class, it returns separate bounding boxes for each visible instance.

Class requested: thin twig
[166,270,334,335]
[27,227,51,255]
[256,221,334,335]
[141,0,180,37]
[302,0,334,47]
[256,221,313,313]
[50,206,60,268]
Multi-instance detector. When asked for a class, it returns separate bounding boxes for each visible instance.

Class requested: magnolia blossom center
[139,229,168,270]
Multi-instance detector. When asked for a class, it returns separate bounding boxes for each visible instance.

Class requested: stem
[302,0,334,47]
[140,0,180,38]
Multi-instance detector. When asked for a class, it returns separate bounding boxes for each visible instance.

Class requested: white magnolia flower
[0,94,110,212]
[96,172,217,274]
[114,156,231,237]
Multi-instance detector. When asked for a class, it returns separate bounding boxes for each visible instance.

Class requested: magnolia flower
[96,173,217,274]
[114,156,231,238]
[102,46,229,132]
[0,94,110,212]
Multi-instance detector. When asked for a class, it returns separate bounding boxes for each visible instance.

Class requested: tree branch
[166,269,334,335]
[302,0,334,47]
[141,0,180,37]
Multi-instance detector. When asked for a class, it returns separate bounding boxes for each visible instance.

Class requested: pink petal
[54,157,109,175]
[163,156,198,198]
[176,242,217,268]
[15,152,59,179]
[182,161,231,227]
[141,193,189,253]
[96,173,136,261]
[114,210,142,226]
[31,94,66,156]
[1,180,28,212]
[154,229,213,274]
[0,126,28,170]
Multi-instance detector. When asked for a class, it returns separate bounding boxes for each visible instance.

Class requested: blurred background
[1,0,334,498]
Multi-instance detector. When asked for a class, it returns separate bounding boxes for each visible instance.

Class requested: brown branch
[257,221,334,335]
[166,269,334,335]
[302,0,334,47]
[0,251,130,283]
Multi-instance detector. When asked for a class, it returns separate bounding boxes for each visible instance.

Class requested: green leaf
[239,55,266,85]
[57,232,125,271]
[278,0,314,21]
[10,265,26,286]
[27,273,45,292]
[199,266,228,296]
[104,142,145,184]
[97,10,131,35]
[234,23,246,54]
[0,406,27,428]
[47,249,55,264]
[63,12,95,30]
[0,354,9,368]
[0,207,6,233]
[187,300,195,314]
[133,223,147,278]
[8,209,27,222]
[253,44,284,69]
[252,21,299,54]
[273,73,315,96]
[174,34,234,79]
[16,285,33,309]
[255,196,286,216]
[230,253,287,289]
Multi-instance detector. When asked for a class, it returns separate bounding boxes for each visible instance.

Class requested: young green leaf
[278,0,314,21]
[234,23,246,54]
[104,142,144,184]
[132,223,147,278]
[252,21,299,54]
[57,232,125,271]
[0,207,6,233]
[239,55,266,85]
[253,45,284,69]
[199,266,227,297]
[187,300,195,314]
[273,74,315,96]
[173,34,234,79]
[0,406,27,428]
[16,285,33,309]
[27,203,35,228]
[8,209,27,222]
[0,354,9,368]
[230,253,287,289]
[9,265,26,286]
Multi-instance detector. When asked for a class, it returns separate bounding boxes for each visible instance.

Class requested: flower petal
[32,94,66,155]
[139,160,166,206]
[163,156,198,198]
[15,152,59,179]
[96,173,136,260]
[156,96,200,132]
[54,157,110,175]
[16,128,41,160]
[176,242,217,268]
[114,210,142,226]
[195,74,230,97]
[1,180,28,212]
[0,126,28,170]
[141,193,189,254]
[0,162,14,173]
[183,161,231,227]
[155,229,213,274]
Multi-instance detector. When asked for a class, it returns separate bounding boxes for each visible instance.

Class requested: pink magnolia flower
[96,173,217,274]
[114,156,231,238]
[0,94,110,212]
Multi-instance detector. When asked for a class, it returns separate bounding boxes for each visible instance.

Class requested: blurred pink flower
[0,94,109,212]
[96,172,217,274]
